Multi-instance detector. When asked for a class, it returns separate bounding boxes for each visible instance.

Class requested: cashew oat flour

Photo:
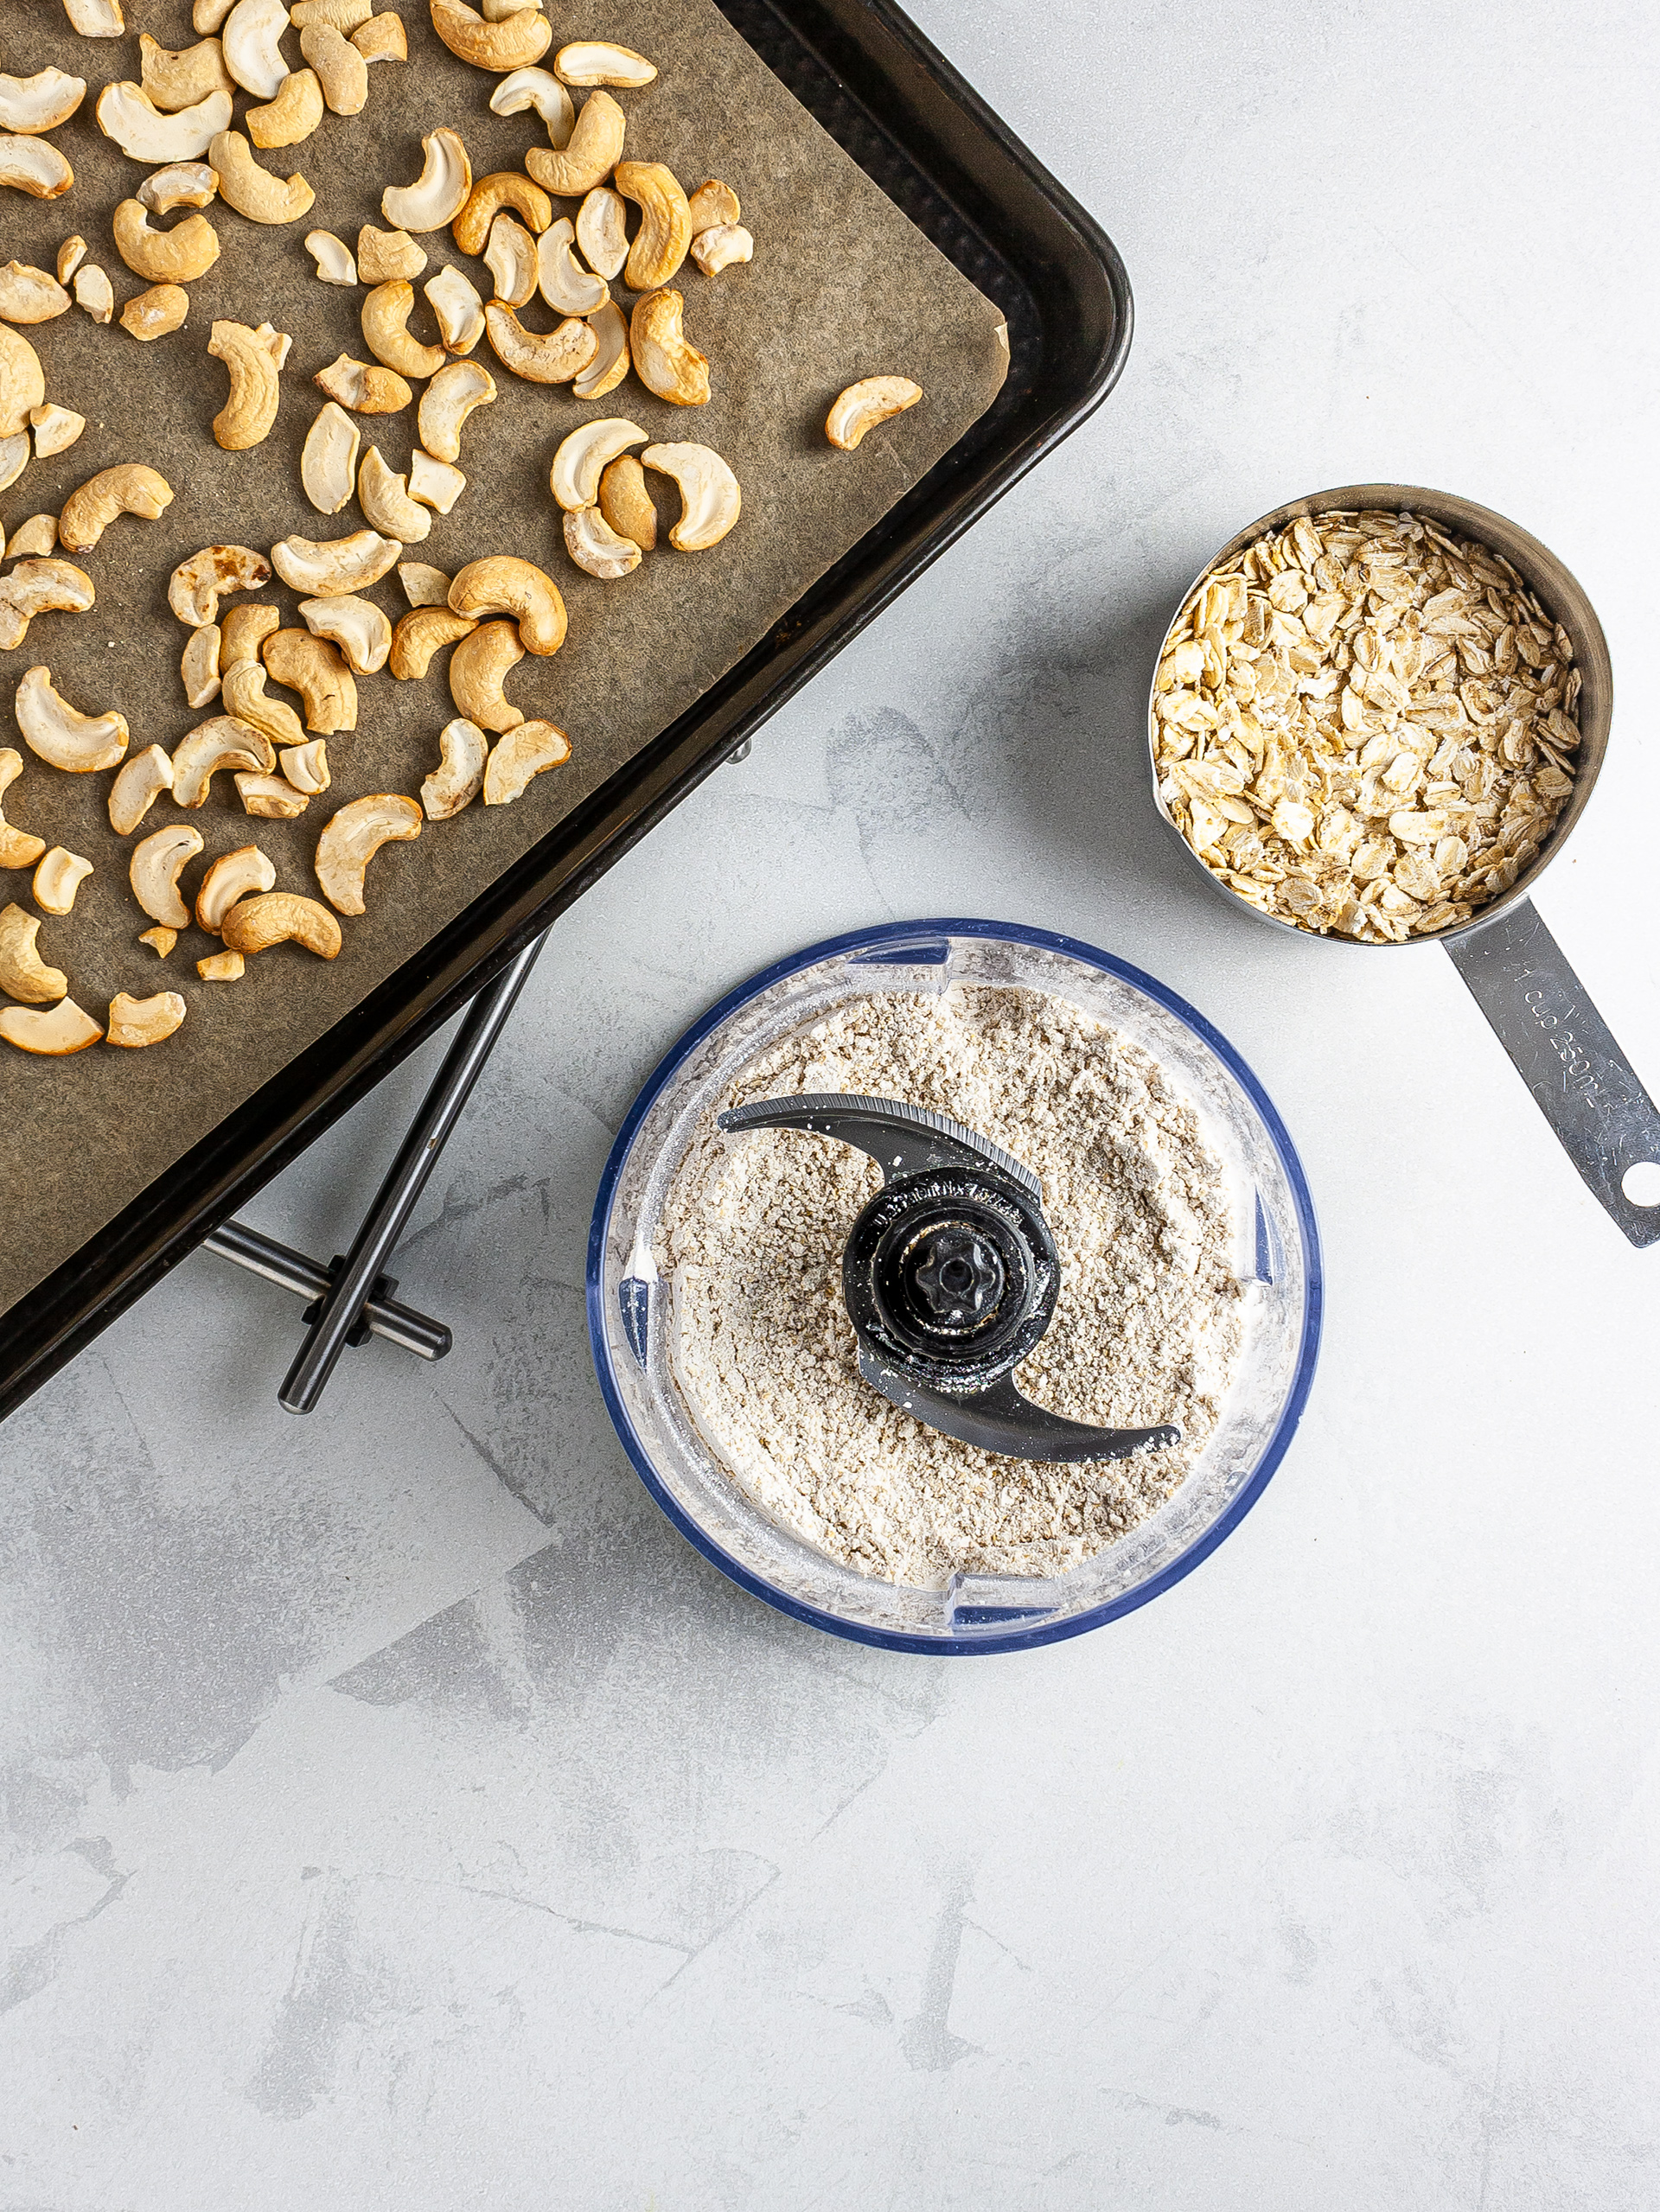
[659,985,1245,1587]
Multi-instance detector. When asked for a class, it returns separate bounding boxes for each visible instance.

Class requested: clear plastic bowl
[587,921,1322,1654]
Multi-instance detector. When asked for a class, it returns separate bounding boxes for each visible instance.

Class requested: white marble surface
[4,2,1659,2203]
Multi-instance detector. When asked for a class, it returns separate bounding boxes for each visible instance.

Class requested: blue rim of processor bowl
[586,919,1324,1654]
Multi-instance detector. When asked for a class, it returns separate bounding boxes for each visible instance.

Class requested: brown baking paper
[0,0,1006,1317]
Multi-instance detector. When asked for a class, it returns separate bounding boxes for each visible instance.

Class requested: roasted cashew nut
[573,300,630,402]
[421,717,487,819]
[551,418,646,511]
[0,902,67,1004]
[454,170,551,256]
[482,303,595,386]
[95,82,231,162]
[109,744,176,833]
[447,621,524,732]
[299,592,393,674]
[826,375,923,450]
[263,628,356,733]
[315,793,422,915]
[361,280,446,379]
[107,991,187,1048]
[483,719,569,805]
[169,715,273,806]
[418,358,495,463]
[209,319,283,449]
[382,127,471,232]
[139,34,233,112]
[0,69,88,135]
[59,462,174,550]
[390,605,476,679]
[0,559,94,652]
[448,555,565,655]
[431,0,550,71]
[16,665,129,770]
[112,198,220,282]
[629,290,709,407]
[209,129,315,223]
[0,749,48,870]
[196,844,276,934]
[271,529,401,594]
[614,162,692,292]
[525,89,624,197]
[314,353,412,412]
[130,823,205,928]
[641,442,742,550]
[169,543,271,626]
[247,67,323,147]
[221,891,341,957]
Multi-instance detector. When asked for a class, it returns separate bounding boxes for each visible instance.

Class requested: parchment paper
[0,0,1006,1316]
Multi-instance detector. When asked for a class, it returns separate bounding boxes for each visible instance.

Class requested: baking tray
[0,0,1133,1420]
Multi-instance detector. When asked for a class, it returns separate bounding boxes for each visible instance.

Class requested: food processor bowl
[587,920,1322,1653]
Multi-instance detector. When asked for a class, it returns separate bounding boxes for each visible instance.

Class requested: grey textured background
[3,1,1659,2205]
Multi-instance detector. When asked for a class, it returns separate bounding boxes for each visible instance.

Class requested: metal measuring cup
[1146,482,1660,1247]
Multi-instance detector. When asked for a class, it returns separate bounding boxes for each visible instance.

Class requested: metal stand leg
[206,931,548,1412]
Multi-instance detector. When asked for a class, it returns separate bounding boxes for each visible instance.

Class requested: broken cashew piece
[120,284,190,342]
[138,159,219,213]
[525,90,624,198]
[7,516,57,558]
[31,403,85,456]
[382,129,471,233]
[362,281,446,379]
[399,561,452,608]
[449,555,565,656]
[357,226,425,282]
[271,528,400,595]
[554,41,655,88]
[551,418,646,511]
[195,844,276,934]
[95,84,232,163]
[537,220,607,316]
[0,70,88,136]
[64,0,125,35]
[209,320,283,449]
[222,657,307,748]
[299,592,392,674]
[315,793,421,915]
[0,560,95,652]
[447,621,524,732]
[418,358,495,463]
[573,300,629,403]
[209,130,315,224]
[280,738,330,794]
[615,163,692,291]
[57,237,88,285]
[247,67,323,147]
[575,188,627,281]
[352,14,406,63]
[357,446,431,544]
[130,823,205,928]
[0,263,71,322]
[59,462,175,551]
[305,228,357,284]
[221,890,340,958]
[139,34,233,112]
[0,430,27,493]
[686,180,740,235]
[16,666,129,771]
[0,902,66,1001]
[484,719,569,806]
[109,743,176,833]
[431,0,550,71]
[182,625,221,708]
[599,453,656,551]
[299,21,367,112]
[483,303,595,386]
[0,998,102,1054]
[169,543,271,627]
[107,991,187,1048]
[139,927,177,957]
[314,353,412,412]
[264,628,355,732]
[483,213,537,306]
[641,443,741,551]
[301,400,361,513]
[236,772,310,817]
[630,290,709,406]
[826,375,923,450]
[0,750,48,870]
[488,65,571,146]
[454,171,551,256]
[112,200,220,283]
[0,136,74,199]
[564,506,641,581]
[74,266,116,323]
[197,948,245,979]
[425,265,485,355]
[410,452,465,513]
[32,847,93,916]
[222,0,291,99]
[421,718,487,818]
[390,603,476,679]
[691,224,752,276]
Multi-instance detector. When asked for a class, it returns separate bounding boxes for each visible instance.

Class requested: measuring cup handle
[1445,896,1660,1247]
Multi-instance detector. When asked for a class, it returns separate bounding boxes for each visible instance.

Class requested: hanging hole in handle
[1620,1161,1660,1208]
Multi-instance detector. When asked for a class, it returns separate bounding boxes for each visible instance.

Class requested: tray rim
[0,0,1135,1420]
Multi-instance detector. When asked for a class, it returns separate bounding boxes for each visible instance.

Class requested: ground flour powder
[659,985,1245,1588]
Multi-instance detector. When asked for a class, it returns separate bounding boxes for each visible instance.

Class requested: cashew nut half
[120,284,190,341]
[58,462,175,551]
[1,326,44,436]
[537,219,607,316]
[96,83,232,163]
[281,738,330,793]
[139,34,233,112]
[222,0,292,99]
[32,847,93,915]
[454,171,550,257]
[449,555,565,655]
[209,130,315,224]
[410,451,465,512]
[305,228,357,284]
[357,226,425,282]
[383,128,471,233]
[300,21,367,112]
[169,544,271,627]
[246,66,322,146]
[555,41,655,87]
[221,890,340,957]
[74,266,115,323]
[0,135,73,198]
[301,400,361,513]
[630,290,709,406]
[299,592,392,674]
[399,561,452,608]
[222,658,306,748]
[551,418,646,511]
[315,353,412,412]
[182,624,221,708]
[575,187,626,281]
[484,719,568,805]
[138,159,219,212]
[264,628,355,731]
[431,0,550,71]
[826,375,923,450]
[16,666,129,771]
[65,0,125,34]
[483,303,595,386]
[198,949,245,978]
[0,430,26,492]
[236,773,310,818]
[170,716,274,807]
[352,14,406,63]
[599,453,656,551]
[209,320,283,449]
[615,162,692,292]
[109,743,176,833]
[489,67,572,146]
[421,717,487,818]
[358,446,431,543]
[448,622,523,731]
[0,998,102,1054]
[112,199,220,283]
[564,506,641,581]
[418,359,495,464]
[641,442,741,551]
[362,281,445,379]
[483,213,536,306]
[691,224,752,276]
[390,603,475,679]
[271,528,400,595]
[0,263,70,322]
[0,902,66,1002]
[130,823,205,928]
[525,90,623,198]
[7,516,58,559]
[573,300,630,403]
[0,750,48,870]
[315,793,421,915]
[139,927,177,956]
[196,843,276,933]
[425,265,484,355]
[107,991,187,1047]
[0,560,95,652]
[687,180,741,235]
[0,70,87,135]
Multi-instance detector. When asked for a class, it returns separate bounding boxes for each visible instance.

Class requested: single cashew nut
[399,561,453,607]
[449,554,565,655]
[107,991,187,1048]
[357,225,425,282]
[489,67,572,147]
[58,462,175,551]
[551,418,646,511]
[0,70,88,136]
[357,446,431,543]
[598,453,656,551]
[209,129,315,223]
[361,280,446,379]
[0,559,95,652]
[32,847,93,916]
[208,319,283,449]
[390,604,475,679]
[6,515,58,558]
[169,715,273,806]
[0,326,47,435]
[271,528,400,595]
[236,772,311,817]
[16,666,129,770]
[554,41,655,87]
[483,719,569,806]
[418,358,495,464]
[382,127,471,233]
[425,265,484,355]
[483,212,537,305]
[305,228,356,284]
[630,290,709,406]
[575,187,627,280]
[74,265,116,323]
[222,658,307,748]
[138,159,219,213]
[690,224,752,277]
[130,823,205,927]
[410,452,465,513]
[95,83,232,162]
[0,262,71,322]
[169,543,271,627]
[315,793,422,915]
[0,998,103,1054]
[139,927,178,956]
[221,0,291,98]
[524,89,623,197]
[573,299,629,402]
[301,400,361,513]
[614,162,691,292]
[109,744,176,833]
[686,180,741,235]
[536,219,607,316]
[139,34,233,112]
[421,717,487,819]
[197,949,246,978]
[221,890,341,957]
[0,136,74,198]
[300,21,367,112]
[65,0,126,36]
[641,442,741,551]
[826,375,923,450]
[220,602,281,666]
[120,283,191,341]
[263,628,356,732]
[448,621,524,732]
[299,592,393,674]
[0,902,67,1003]
[352,14,406,63]
[281,739,331,794]
[112,200,220,283]
[195,843,276,934]
[431,0,550,71]
[483,302,595,386]
[314,353,412,412]
[246,66,322,147]
[564,505,641,581]
[182,624,221,708]
[454,170,550,257]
